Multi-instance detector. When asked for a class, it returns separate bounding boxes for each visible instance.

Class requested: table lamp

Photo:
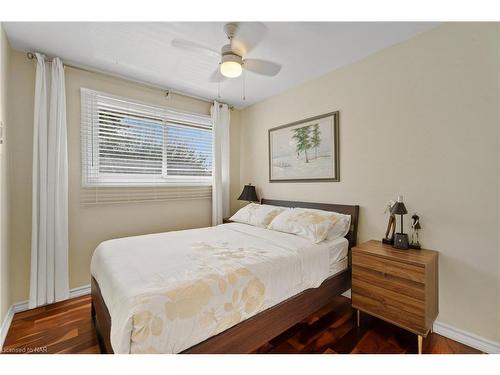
[392,195,409,250]
[237,183,259,203]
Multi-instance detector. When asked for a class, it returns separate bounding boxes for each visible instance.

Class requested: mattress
[316,236,349,276]
[91,222,349,353]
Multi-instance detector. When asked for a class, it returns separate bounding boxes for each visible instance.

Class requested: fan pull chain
[217,80,221,99]
[242,69,246,102]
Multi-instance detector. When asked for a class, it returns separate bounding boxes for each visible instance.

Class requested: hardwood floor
[3,295,100,354]
[2,294,481,354]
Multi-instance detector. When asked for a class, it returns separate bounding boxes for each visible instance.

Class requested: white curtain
[29,54,69,308]
[211,101,230,226]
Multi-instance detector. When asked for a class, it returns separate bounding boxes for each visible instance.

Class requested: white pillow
[267,207,339,243]
[229,203,287,228]
[326,212,352,240]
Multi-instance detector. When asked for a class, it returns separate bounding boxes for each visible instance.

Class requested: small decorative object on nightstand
[237,183,259,203]
[392,195,409,250]
[382,200,396,245]
[409,214,421,250]
[352,240,439,354]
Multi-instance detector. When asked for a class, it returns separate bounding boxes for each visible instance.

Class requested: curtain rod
[26,52,234,110]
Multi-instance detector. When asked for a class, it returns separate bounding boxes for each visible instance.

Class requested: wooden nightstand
[351,240,438,354]
[222,218,233,224]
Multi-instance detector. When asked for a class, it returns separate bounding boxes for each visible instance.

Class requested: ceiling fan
[171,22,282,82]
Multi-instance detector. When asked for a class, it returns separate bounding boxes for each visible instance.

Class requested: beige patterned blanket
[91,223,330,353]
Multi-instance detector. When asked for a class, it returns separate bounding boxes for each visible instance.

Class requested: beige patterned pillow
[267,208,339,243]
[326,211,351,240]
[229,203,287,228]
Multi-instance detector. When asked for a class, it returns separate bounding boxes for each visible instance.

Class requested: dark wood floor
[2,294,481,354]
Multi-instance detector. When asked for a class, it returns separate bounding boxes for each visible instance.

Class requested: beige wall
[498,23,500,342]
[7,50,34,306]
[7,49,241,302]
[497,23,500,342]
[0,25,11,322]
[239,23,500,342]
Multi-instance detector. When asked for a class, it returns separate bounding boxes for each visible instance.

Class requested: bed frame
[91,198,359,354]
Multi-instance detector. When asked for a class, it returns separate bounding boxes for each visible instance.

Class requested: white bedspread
[90,223,331,353]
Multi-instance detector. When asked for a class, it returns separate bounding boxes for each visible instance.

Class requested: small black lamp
[237,183,259,203]
[392,195,409,250]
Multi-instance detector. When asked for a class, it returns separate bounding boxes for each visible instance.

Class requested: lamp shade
[238,184,259,202]
[220,61,242,78]
[391,201,408,215]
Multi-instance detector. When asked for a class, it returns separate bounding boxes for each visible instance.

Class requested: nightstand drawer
[352,252,425,283]
[352,290,426,335]
[353,278,425,316]
[352,265,425,300]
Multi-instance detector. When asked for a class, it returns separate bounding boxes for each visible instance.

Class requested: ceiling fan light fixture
[173,23,282,86]
[220,60,242,78]
[220,48,243,78]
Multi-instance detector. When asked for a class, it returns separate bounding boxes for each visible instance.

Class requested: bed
[91,199,359,354]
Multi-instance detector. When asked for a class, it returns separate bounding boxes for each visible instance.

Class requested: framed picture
[268,111,339,182]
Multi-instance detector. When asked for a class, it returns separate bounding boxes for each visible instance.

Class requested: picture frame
[268,111,339,182]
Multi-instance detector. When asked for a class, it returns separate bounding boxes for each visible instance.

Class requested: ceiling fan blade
[243,59,282,76]
[209,68,226,83]
[171,38,220,58]
[231,22,267,56]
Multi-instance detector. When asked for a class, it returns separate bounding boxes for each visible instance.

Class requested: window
[81,88,212,188]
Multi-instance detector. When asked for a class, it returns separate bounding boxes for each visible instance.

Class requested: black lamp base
[393,233,409,250]
[382,237,394,245]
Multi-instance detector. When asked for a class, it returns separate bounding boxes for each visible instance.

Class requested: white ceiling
[4,22,439,108]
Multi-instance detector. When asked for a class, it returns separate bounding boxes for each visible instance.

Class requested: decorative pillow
[267,208,339,243]
[229,203,287,228]
[326,212,352,240]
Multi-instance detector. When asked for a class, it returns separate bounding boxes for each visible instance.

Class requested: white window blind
[81,88,212,204]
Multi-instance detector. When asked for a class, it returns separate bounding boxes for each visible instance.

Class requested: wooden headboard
[261,198,360,250]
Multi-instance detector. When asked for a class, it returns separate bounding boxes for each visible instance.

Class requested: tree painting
[292,124,322,163]
[292,125,312,163]
[270,112,337,181]
[310,123,321,159]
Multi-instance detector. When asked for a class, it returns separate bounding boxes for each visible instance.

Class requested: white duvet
[90,223,332,353]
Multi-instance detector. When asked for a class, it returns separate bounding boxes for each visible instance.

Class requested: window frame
[81,88,213,188]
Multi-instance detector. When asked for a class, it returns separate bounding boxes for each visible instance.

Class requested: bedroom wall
[238,23,500,342]
[7,48,242,303]
[0,25,11,323]
[497,24,500,342]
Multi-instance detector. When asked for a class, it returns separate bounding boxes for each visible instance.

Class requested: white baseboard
[432,321,500,354]
[12,300,28,313]
[341,289,499,354]
[0,304,15,351]
[0,284,91,351]
[69,284,91,299]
